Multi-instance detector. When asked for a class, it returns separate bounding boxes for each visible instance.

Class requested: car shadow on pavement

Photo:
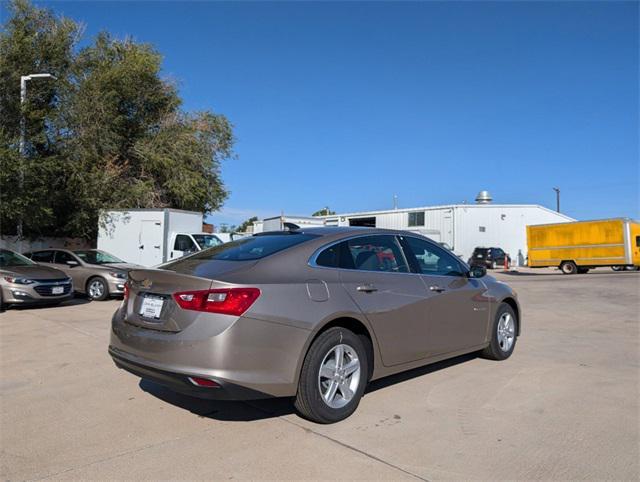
[366,352,478,394]
[139,352,480,422]
[139,379,295,421]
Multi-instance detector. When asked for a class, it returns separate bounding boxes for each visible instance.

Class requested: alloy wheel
[89,280,104,299]
[317,344,361,409]
[497,312,515,352]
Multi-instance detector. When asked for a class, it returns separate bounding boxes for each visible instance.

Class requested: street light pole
[553,187,560,213]
[17,73,56,240]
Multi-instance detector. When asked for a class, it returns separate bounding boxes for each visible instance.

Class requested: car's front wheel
[87,277,108,301]
[481,303,518,361]
[295,327,368,424]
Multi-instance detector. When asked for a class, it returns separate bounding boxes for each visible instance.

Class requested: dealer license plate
[139,296,164,320]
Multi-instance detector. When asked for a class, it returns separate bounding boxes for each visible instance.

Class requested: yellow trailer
[527,218,640,274]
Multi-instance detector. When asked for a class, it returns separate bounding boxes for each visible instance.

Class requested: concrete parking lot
[1,269,638,480]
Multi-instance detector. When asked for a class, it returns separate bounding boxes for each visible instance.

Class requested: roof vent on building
[475,190,493,204]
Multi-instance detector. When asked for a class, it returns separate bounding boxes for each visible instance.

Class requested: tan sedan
[0,249,73,309]
[24,249,139,301]
[110,227,521,423]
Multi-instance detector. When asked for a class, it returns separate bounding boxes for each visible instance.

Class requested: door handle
[429,285,446,293]
[357,284,378,293]
[154,245,161,249]
[139,245,144,250]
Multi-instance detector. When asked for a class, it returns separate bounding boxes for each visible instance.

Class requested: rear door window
[345,235,409,273]
[30,251,55,263]
[54,251,77,265]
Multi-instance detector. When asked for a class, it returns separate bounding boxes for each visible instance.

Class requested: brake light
[123,281,130,301]
[188,377,220,388]
[173,288,260,316]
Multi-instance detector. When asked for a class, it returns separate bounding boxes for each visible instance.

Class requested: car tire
[560,261,578,275]
[86,277,108,301]
[611,266,623,271]
[295,327,368,424]
[481,303,518,361]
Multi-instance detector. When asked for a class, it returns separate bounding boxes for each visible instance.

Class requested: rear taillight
[172,288,260,316]
[123,281,130,302]
[188,377,220,388]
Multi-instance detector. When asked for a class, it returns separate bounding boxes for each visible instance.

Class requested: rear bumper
[109,347,273,400]
[109,306,311,399]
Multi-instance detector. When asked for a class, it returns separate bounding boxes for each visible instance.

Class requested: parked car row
[0,248,140,310]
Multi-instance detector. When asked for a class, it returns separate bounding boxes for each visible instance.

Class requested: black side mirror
[468,265,486,278]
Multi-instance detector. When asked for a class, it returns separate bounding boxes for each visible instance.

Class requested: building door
[138,220,163,266]
[442,211,454,250]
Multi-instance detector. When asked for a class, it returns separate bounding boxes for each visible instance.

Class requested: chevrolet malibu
[0,249,73,309]
[109,228,520,423]
[24,249,138,301]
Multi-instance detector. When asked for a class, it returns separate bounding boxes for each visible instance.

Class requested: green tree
[312,207,336,216]
[0,0,234,240]
[237,216,258,233]
[0,0,80,237]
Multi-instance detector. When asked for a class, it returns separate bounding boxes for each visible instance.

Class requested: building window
[408,211,425,227]
[479,226,486,232]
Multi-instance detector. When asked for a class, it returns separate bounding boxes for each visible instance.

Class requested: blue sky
[4,1,638,225]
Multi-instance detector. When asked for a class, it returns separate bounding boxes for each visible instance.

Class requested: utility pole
[17,73,56,240]
[553,187,560,213]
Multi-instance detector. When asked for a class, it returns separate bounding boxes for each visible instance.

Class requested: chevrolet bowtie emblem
[140,279,153,289]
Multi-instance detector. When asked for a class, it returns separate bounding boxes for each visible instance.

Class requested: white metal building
[321,193,574,262]
[252,192,574,264]
[254,215,325,234]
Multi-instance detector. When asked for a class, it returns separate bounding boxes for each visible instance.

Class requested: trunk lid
[126,269,214,332]
[125,260,257,332]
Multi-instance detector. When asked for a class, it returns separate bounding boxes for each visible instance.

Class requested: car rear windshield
[171,233,320,262]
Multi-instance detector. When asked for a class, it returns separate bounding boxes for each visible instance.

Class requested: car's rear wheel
[481,303,518,361]
[560,261,578,275]
[87,277,108,301]
[295,327,368,424]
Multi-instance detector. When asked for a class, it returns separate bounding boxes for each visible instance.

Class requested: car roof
[258,226,408,237]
